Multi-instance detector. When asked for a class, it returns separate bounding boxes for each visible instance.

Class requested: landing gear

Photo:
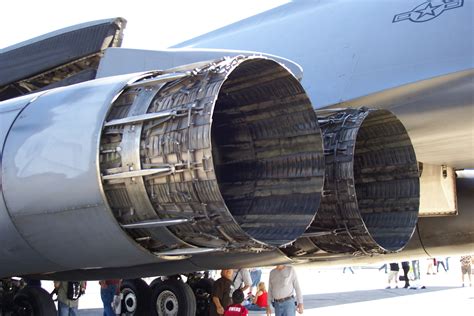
[120,273,213,315]
[188,277,214,316]
[0,278,56,316]
[151,278,196,316]
[120,279,151,315]
[13,287,56,316]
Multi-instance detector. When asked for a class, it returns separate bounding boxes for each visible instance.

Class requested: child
[224,289,248,316]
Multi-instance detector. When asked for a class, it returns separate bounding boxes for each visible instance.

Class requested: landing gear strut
[188,275,214,316]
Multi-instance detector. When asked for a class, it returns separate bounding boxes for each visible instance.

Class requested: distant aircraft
[0,0,472,314]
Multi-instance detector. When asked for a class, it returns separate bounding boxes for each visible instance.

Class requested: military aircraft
[0,0,472,315]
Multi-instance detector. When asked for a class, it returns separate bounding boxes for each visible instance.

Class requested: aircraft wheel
[120,279,151,315]
[13,287,56,316]
[190,278,214,316]
[151,279,196,316]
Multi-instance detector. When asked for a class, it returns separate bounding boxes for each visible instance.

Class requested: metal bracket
[102,167,172,180]
[153,247,223,260]
[121,218,191,229]
[102,162,204,181]
[103,103,203,127]
[127,72,189,88]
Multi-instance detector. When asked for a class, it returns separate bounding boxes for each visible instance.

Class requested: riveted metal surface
[2,74,160,270]
[100,56,324,254]
[0,93,67,277]
[304,108,419,254]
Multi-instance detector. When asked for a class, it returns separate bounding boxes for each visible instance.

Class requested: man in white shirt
[231,268,253,293]
[267,265,303,316]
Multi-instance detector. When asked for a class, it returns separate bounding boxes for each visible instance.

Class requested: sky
[0,0,289,50]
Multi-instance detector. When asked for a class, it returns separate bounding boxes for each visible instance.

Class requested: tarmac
[43,261,473,316]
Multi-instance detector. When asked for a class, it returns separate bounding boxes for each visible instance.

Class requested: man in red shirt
[225,289,248,316]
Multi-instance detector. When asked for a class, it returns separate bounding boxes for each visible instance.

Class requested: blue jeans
[247,303,267,311]
[274,297,296,316]
[100,285,117,316]
[250,269,262,287]
[58,301,78,316]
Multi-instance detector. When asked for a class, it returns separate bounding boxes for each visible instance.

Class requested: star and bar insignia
[393,0,464,23]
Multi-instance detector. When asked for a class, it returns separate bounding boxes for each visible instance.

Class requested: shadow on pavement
[78,309,102,316]
[303,286,458,309]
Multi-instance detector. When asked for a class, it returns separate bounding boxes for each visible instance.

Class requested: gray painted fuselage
[176,0,474,169]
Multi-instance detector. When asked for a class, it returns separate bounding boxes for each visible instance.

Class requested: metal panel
[0,93,66,278]
[27,249,291,281]
[0,93,39,142]
[418,163,457,217]
[173,1,474,170]
[175,1,473,109]
[96,47,303,81]
[2,74,159,271]
[0,18,126,87]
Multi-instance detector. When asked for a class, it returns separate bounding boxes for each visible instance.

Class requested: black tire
[190,278,214,316]
[151,279,196,316]
[121,279,151,316]
[149,277,164,289]
[13,287,56,316]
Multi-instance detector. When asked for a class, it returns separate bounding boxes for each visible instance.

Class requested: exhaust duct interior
[303,108,420,254]
[99,57,325,256]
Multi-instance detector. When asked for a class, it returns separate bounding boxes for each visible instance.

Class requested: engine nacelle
[284,108,420,259]
[0,56,420,279]
[0,56,324,277]
[99,56,325,255]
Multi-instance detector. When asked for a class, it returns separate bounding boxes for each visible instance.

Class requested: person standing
[99,279,121,316]
[54,281,86,316]
[386,263,400,289]
[210,269,234,316]
[267,265,303,316]
[401,261,410,288]
[249,268,262,295]
[460,255,472,287]
[411,260,420,280]
[436,257,448,272]
[231,268,253,294]
[343,267,354,274]
[426,258,436,275]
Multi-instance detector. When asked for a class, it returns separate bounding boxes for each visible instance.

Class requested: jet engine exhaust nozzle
[100,56,325,255]
[302,108,420,255]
